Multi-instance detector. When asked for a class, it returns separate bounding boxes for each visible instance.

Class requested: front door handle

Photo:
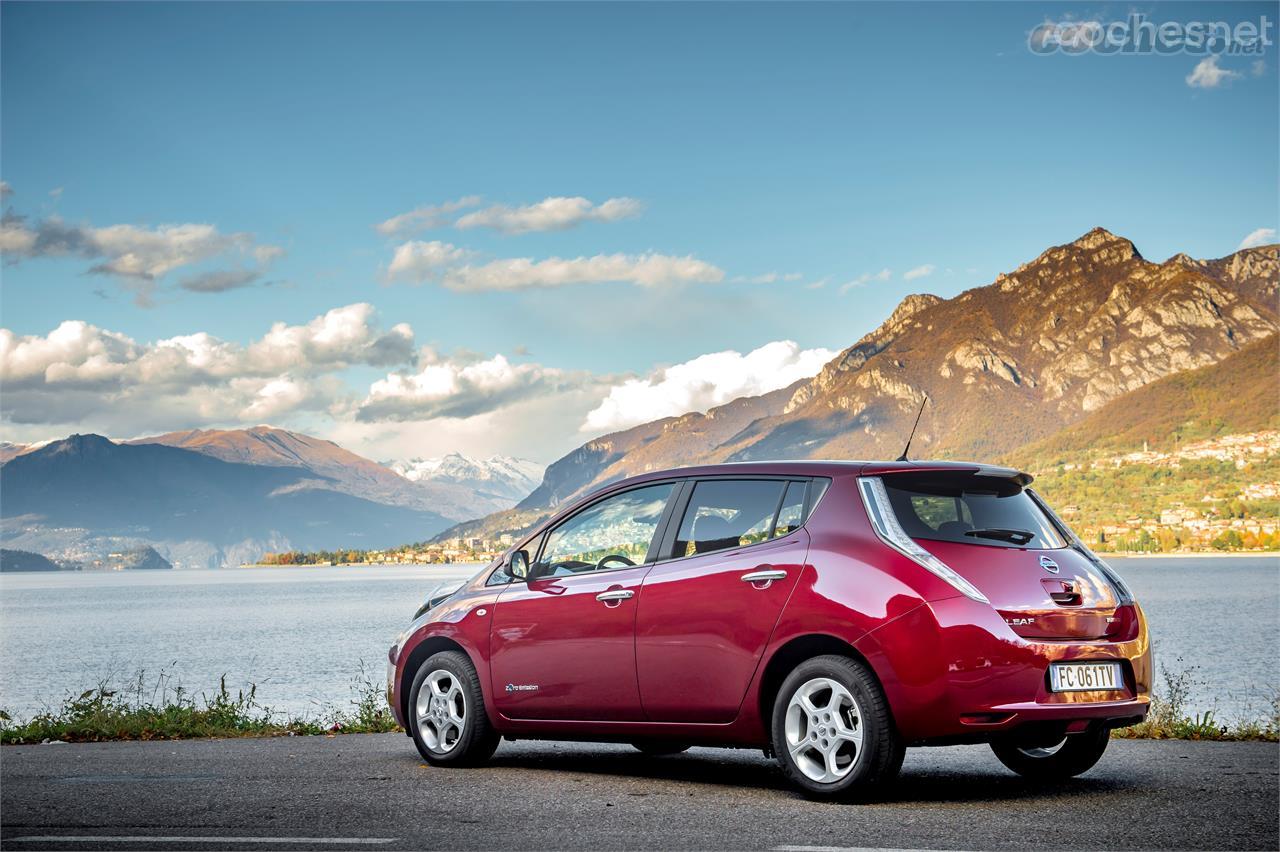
[741,568,787,589]
[596,589,635,606]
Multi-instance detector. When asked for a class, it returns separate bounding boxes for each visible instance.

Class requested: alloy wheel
[784,676,865,783]
[416,669,466,754]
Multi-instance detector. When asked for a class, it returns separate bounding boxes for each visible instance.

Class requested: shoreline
[1107,551,1279,560]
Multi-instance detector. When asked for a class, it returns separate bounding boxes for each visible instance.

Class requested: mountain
[0,549,63,572]
[0,441,42,464]
[1009,333,1279,470]
[0,434,451,568]
[131,426,535,520]
[390,453,542,503]
[440,230,1278,542]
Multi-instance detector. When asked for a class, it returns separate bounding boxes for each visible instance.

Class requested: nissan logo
[1039,555,1060,574]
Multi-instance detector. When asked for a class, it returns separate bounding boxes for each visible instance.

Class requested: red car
[388,461,1151,799]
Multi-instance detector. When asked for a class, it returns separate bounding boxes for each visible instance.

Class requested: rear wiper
[964,527,1035,545]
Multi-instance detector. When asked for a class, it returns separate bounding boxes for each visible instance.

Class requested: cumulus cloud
[385,240,470,282]
[0,304,414,431]
[435,251,724,292]
[582,340,835,433]
[0,180,12,202]
[357,353,579,422]
[0,204,283,305]
[839,268,892,294]
[903,264,936,281]
[1238,227,1277,250]
[375,196,483,236]
[1186,56,1242,89]
[455,196,643,234]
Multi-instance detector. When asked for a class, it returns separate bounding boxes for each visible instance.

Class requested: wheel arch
[398,635,470,729]
[756,633,889,732]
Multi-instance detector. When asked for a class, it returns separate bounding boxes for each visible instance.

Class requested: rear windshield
[881,473,1066,550]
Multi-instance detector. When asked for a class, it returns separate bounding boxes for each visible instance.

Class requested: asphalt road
[2,735,1276,851]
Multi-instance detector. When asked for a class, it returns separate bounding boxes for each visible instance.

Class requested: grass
[3,660,1275,745]
[1112,658,1279,742]
[0,664,400,745]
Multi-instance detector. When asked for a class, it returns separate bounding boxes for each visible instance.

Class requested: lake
[1,556,1277,723]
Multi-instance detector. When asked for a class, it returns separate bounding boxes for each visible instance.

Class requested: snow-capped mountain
[390,452,543,502]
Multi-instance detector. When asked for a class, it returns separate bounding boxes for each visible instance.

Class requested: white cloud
[357,353,580,422]
[0,304,414,431]
[839,268,892,294]
[1252,60,1266,77]
[731,272,803,284]
[385,240,471,282]
[433,251,724,292]
[903,264,936,281]
[1186,56,1242,89]
[1238,227,1277,250]
[374,196,483,236]
[455,196,642,234]
[0,206,283,305]
[582,340,835,433]
[0,181,12,202]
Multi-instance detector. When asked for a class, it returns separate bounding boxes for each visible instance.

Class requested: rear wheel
[990,724,1110,780]
[630,741,690,756]
[771,654,904,800]
[408,651,499,767]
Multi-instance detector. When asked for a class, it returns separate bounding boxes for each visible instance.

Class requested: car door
[635,478,812,723]
[489,481,676,722]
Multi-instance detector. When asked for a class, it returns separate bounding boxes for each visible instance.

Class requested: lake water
[1,556,1277,723]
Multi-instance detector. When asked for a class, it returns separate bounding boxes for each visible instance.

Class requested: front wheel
[408,651,499,767]
[990,724,1110,780]
[771,654,904,801]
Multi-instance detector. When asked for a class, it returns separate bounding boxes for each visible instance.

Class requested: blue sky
[1,2,1276,463]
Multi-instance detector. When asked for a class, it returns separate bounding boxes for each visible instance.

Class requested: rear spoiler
[864,461,1033,488]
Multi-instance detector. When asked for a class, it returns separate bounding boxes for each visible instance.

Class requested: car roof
[605,458,1030,487]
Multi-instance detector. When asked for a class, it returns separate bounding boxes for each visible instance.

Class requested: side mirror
[509,549,530,581]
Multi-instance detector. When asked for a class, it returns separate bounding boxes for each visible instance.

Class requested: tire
[408,651,499,767]
[630,741,691,756]
[990,724,1110,780]
[770,654,904,801]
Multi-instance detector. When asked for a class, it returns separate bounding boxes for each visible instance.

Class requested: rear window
[881,473,1066,550]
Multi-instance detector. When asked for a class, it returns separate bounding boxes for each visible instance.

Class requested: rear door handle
[596,589,635,605]
[741,568,787,589]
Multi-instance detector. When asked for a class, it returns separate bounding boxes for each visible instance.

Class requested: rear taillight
[857,476,990,604]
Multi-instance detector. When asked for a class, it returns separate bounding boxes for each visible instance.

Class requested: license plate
[1049,662,1123,692]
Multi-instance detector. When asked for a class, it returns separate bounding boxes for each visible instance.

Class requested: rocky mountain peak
[885,293,942,328]
[49,433,116,457]
[1068,226,1141,258]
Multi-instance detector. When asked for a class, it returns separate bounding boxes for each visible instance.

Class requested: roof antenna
[896,394,929,462]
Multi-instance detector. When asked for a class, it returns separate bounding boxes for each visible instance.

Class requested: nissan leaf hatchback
[387,461,1150,800]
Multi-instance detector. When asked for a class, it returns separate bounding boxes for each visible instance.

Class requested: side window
[537,483,674,577]
[674,480,787,557]
[773,481,808,537]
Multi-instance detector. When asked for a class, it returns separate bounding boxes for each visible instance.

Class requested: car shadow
[477,743,1142,804]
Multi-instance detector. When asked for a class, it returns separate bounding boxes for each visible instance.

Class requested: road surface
[2,735,1276,850]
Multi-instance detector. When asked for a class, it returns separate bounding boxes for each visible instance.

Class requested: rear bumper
[854,595,1152,743]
